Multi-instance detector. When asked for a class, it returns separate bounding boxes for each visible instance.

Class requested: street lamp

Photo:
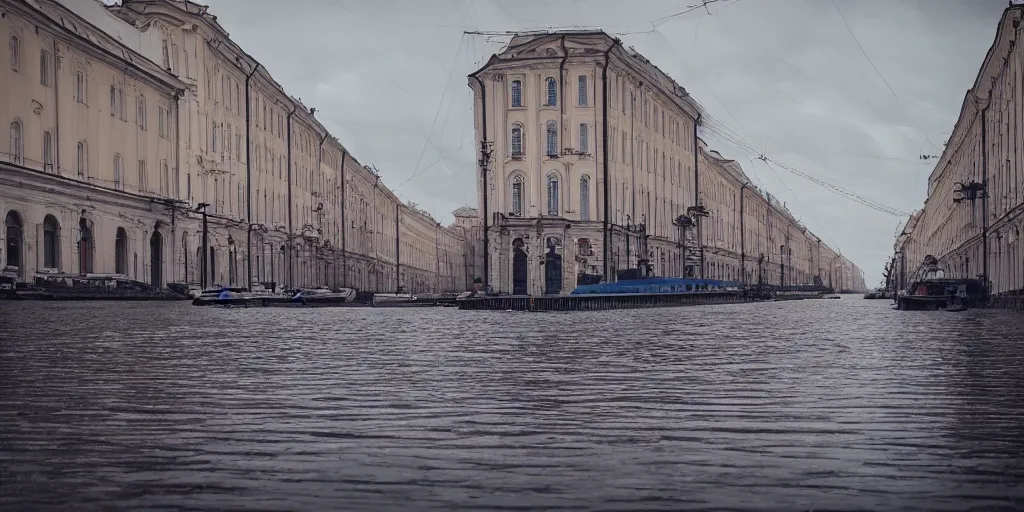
[195,202,209,289]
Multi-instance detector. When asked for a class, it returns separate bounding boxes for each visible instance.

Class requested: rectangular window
[138,160,146,192]
[162,160,170,196]
[158,107,168,138]
[9,36,19,71]
[137,96,147,130]
[511,80,522,107]
[110,86,117,116]
[43,131,53,171]
[579,124,588,154]
[39,51,50,86]
[236,134,242,160]
[161,40,170,69]
[76,71,86,104]
[578,75,587,106]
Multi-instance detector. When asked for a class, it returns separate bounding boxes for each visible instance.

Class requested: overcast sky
[190,0,1007,286]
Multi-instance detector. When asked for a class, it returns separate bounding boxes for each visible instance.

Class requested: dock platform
[457,291,748,311]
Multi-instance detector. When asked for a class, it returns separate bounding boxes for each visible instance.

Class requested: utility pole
[478,139,493,289]
[196,202,209,289]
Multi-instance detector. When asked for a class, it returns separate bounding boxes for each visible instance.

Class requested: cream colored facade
[894,5,1024,298]
[2,0,474,294]
[470,31,865,295]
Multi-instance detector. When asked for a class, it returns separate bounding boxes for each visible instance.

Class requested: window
[578,75,587,106]
[547,173,559,216]
[546,121,557,156]
[161,39,170,69]
[9,36,19,71]
[235,83,241,113]
[136,95,146,130]
[212,120,218,153]
[40,50,51,86]
[44,215,60,269]
[110,85,117,116]
[43,131,52,171]
[579,123,588,154]
[76,141,87,177]
[511,175,523,217]
[118,88,125,120]
[115,228,128,275]
[9,120,23,165]
[138,160,146,192]
[226,124,233,157]
[511,124,523,156]
[75,71,86,103]
[237,134,242,160]
[157,106,167,138]
[113,154,123,189]
[545,77,557,106]
[580,175,590,221]
[511,80,522,107]
[162,160,169,196]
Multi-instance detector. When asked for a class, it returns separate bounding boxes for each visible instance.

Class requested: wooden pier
[457,291,749,311]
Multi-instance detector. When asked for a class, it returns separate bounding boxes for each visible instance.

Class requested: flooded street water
[1,297,1023,511]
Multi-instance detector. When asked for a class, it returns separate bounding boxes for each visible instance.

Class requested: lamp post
[953,179,988,294]
[195,202,209,289]
[674,213,695,278]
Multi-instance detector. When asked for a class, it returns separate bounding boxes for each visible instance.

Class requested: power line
[830,0,899,101]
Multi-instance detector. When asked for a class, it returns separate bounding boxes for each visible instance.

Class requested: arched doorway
[544,237,563,295]
[512,237,528,295]
[78,218,94,274]
[5,211,23,277]
[150,231,163,287]
[115,228,128,275]
[43,215,61,270]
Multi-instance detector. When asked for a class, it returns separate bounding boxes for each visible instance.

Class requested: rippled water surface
[2,297,1024,511]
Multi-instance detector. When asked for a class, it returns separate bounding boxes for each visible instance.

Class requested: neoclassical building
[1,0,477,293]
[894,4,1023,298]
[469,30,864,295]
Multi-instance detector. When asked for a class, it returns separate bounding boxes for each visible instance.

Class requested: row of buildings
[891,4,1023,300]
[468,31,865,294]
[1,0,482,294]
[1,0,863,296]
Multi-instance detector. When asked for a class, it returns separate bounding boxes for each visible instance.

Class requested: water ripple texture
[2,297,1024,511]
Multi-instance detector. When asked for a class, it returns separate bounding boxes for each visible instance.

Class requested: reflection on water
[1,298,1023,511]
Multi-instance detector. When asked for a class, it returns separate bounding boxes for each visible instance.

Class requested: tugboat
[896,255,986,311]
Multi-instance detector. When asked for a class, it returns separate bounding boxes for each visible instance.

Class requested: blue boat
[571,277,744,295]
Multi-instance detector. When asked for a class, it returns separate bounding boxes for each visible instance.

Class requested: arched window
[511,124,523,156]
[9,120,23,165]
[43,131,53,171]
[546,121,557,156]
[43,215,60,269]
[511,175,524,217]
[579,123,588,154]
[76,141,87,177]
[113,154,123,189]
[511,80,522,107]
[547,173,560,216]
[580,175,590,221]
[545,77,557,106]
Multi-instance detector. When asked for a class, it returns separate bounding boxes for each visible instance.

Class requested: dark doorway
[43,215,60,269]
[512,238,527,295]
[78,218,94,274]
[544,238,562,295]
[115,228,128,275]
[150,231,162,287]
[5,210,23,276]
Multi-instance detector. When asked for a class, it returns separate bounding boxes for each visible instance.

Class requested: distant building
[468,30,863,294]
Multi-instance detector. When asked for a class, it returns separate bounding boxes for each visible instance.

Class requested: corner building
[469,31,865,294]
